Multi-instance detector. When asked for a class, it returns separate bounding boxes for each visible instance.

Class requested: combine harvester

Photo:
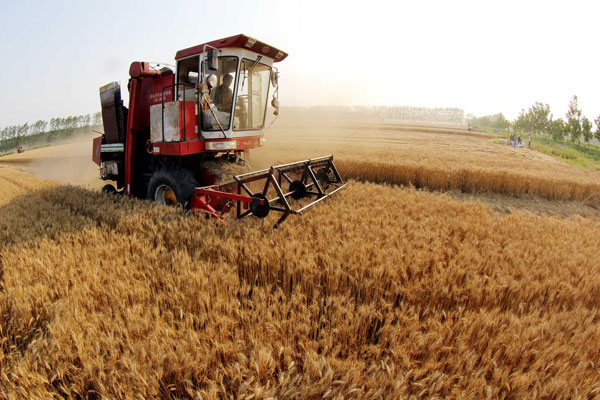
[93,34,345,226]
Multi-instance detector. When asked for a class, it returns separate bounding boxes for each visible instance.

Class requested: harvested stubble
[1,168,600,398]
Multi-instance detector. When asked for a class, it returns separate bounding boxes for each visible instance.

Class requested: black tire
[102,184,117,195]
[146,165,198,208]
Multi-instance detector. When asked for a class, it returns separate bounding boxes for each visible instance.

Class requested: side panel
[149,101,197,143]
[124,79,140,196]
[125,73,175,197]
[150,102,179,143]
[179,101,197,142]
[152,136,261,156]
[138,75,175,127]
[92,136,102,165]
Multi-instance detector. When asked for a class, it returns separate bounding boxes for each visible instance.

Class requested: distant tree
[92,111,102,126]
[513,102,552,134]
[17,123,29,138]
[528,102,552,133]
[32,120,47,135]
[566,95,582,143]
[595,115,600,141]
[31,121,41,135]
[49,118,59,131]
[8,126,18,139]
[549,118,566,141]
[468,113,511,130]
[493,113,510,130]
[514,109,532,133]
[83,114,91,127]
[582,117,593,143]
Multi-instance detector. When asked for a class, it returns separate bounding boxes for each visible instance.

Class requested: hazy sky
[1,0,599,127]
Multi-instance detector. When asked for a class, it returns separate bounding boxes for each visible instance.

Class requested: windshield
[234,58,271,130]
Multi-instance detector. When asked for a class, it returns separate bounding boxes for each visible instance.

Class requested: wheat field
[1,156,600,398]
[254,121,600,205]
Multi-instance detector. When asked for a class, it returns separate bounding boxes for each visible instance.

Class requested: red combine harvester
[93,34,345,226]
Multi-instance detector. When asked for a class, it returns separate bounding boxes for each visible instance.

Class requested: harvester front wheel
[147,165,197,208]
[102,184,117,195]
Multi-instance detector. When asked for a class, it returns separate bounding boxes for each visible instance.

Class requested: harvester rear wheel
[147,165,198,208]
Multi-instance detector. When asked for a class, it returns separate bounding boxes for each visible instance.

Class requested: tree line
[304,105,466,125]
[514,96,599,143]
[471,96,600,144]
[0,112,102,153]
[467,113,510,131]
[0,112,102,142]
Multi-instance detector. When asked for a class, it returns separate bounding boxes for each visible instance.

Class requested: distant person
[528,134,532,148]
[211,74,234,113]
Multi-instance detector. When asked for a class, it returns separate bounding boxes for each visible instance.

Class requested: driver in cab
[211,74,233,112]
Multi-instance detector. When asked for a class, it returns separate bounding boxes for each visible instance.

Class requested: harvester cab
[93,34,346,226]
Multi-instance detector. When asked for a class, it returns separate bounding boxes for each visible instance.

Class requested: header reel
[193,155,346,227]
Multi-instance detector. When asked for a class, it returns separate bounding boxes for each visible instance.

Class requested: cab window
[234,59,271,131]
[176,56,199,102]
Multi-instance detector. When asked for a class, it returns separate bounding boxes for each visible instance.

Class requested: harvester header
[93,34,344,225]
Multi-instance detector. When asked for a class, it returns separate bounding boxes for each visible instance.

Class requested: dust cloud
[0,131,102,188]
[0,109,451,188]
[0,110,355,188]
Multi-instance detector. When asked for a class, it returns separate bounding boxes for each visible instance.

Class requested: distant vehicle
[17,146,24,154]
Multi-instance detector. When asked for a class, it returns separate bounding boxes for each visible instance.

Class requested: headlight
[205,140,237,151]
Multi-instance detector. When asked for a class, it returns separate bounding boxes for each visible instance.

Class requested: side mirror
[187,71,198,84]
[206,50,218,71]
[270,69,278,87]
